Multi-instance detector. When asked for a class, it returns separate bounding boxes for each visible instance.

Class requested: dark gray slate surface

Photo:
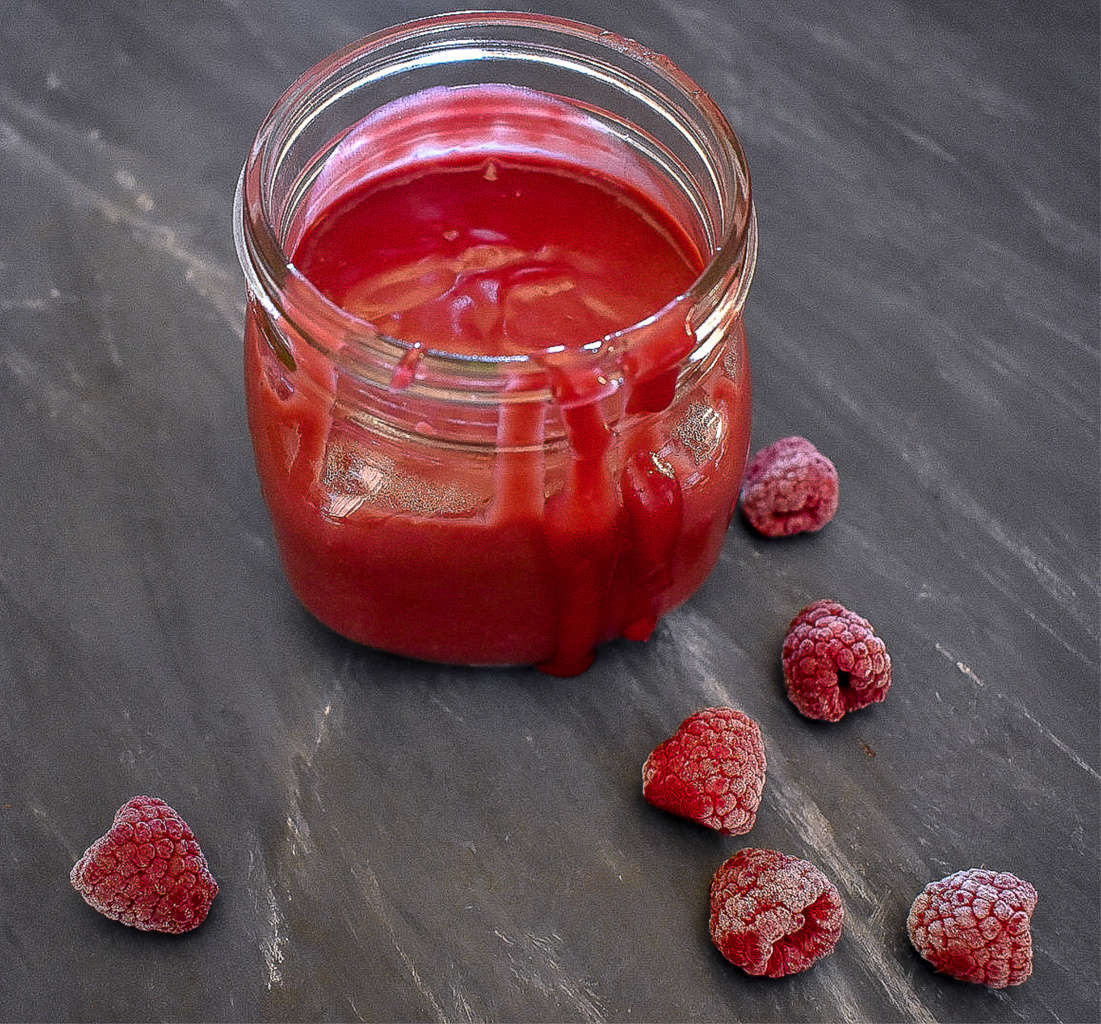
[1,1,1097,1021]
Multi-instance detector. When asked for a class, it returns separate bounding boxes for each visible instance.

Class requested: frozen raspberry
[782,600,891,722]
[642,707,766,835]
[70,795,218,934]
[709,848,844,977]
[741,436,839,537]
[907,869,1037,988]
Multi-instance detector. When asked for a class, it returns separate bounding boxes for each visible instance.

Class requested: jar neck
[234,12,756,415]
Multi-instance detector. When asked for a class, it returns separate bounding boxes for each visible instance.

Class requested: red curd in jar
[236,17,756,674]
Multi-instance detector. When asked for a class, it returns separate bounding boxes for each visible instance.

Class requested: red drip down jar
[234,12,757,674]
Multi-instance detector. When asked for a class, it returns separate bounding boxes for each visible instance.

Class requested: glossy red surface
[293,154,702,356]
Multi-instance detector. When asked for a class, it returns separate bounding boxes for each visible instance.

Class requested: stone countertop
[1,2,1097,1021]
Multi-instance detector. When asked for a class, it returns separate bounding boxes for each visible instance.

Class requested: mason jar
[234,12,757,674]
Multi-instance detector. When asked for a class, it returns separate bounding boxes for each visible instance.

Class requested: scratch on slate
[449,982,479,1023]
[765,749,937,1023]
[935,642,1100,781]
[975,563,1092,664]
[345,995,365,1023]
[29,801,81,861]
[0,90,241,330]
[0,290,78,313]
[821,967,870,1024]
[934,643,985,689]
[248,850,287,991]
[495,929,606,1023]
[897,442,1095,644]
[846,914,939,1024]
[302,684,343,772]
[350,859,450,1024]
[881,114,959,164]
[283,810,313,859]
[765,749,873,904]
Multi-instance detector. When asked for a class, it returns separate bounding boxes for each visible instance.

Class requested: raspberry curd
[236,17,756,674]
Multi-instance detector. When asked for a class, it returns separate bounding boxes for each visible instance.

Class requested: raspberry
[741,436,839,537]
[641,707,766,835]
[709,848,844,977]
[70,795,218,934]
[781,600,891,721]
[907,869,1037,988]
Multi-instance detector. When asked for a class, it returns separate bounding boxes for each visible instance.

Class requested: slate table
[1,2,1097,1021]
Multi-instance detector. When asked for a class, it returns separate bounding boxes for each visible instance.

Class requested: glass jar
[234,12,757,674]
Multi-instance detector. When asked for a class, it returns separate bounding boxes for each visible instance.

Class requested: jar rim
[235,10,756,386]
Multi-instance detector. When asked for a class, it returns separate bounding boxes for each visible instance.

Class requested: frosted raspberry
[908,869,1037,988]
[70,796,218,934]
[782,600,891,722]
[709,848,844,977]
[741,436,839,537]
[642,707,766,835]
